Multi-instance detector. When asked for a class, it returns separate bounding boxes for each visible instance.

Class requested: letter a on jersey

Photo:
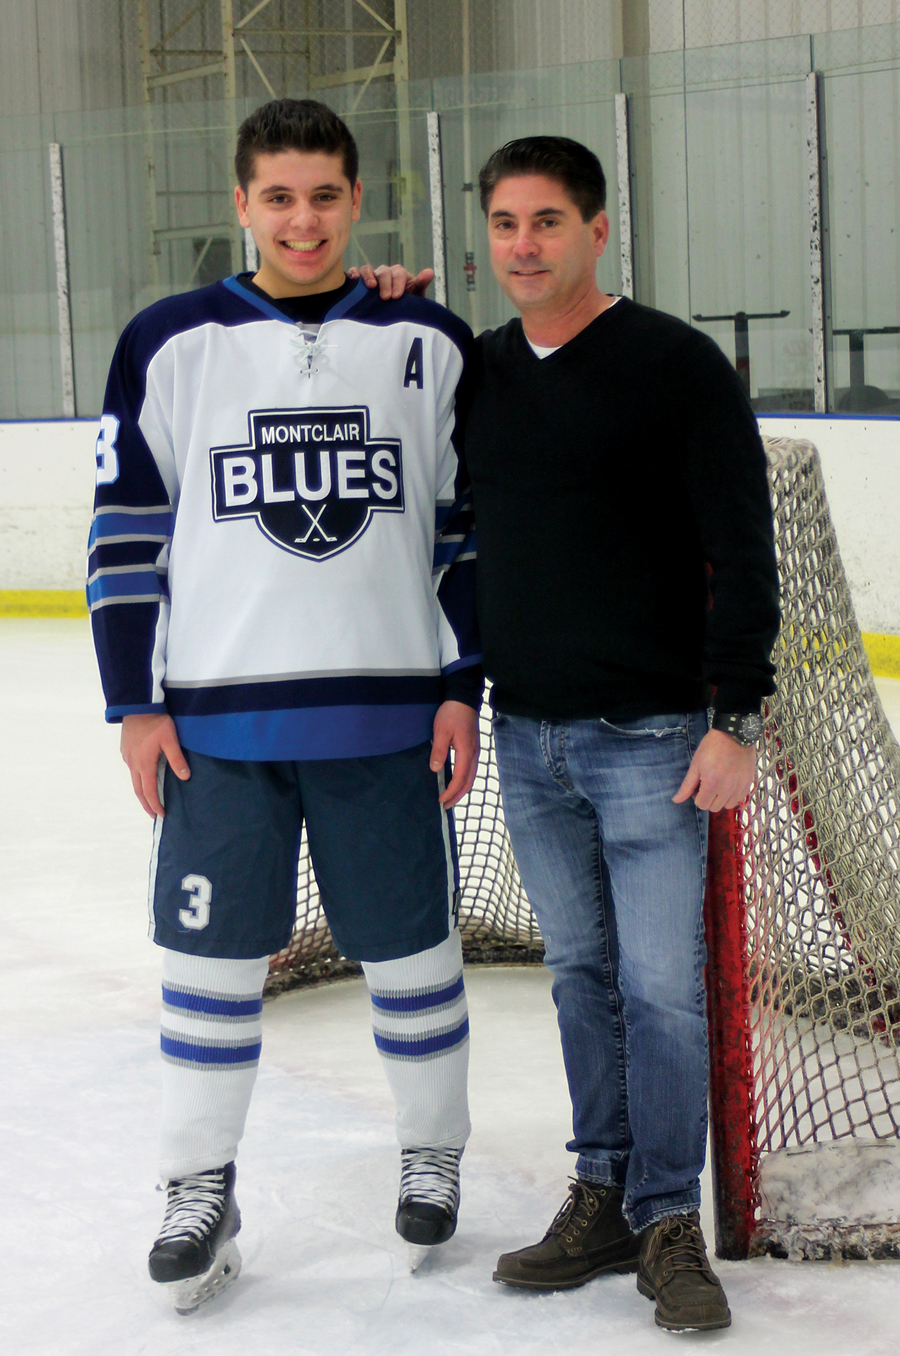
[209,406,404,560]
[403,337,424,389]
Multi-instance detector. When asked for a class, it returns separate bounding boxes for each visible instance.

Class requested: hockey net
[716,436,900,1260]
[266,434,900,1259]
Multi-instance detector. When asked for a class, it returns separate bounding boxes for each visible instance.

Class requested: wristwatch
[710,710,764,746]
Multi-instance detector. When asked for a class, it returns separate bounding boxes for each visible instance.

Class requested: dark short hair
[478,136,607,221]
[235,98,359,190]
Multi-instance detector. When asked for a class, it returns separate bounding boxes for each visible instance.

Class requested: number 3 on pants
[179,874,212,930]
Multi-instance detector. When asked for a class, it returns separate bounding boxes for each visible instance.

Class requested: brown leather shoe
[636,1212,731,1331]
[493,1180,641,1291]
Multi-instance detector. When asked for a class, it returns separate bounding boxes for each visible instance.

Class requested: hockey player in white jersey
[89,99,480,1312]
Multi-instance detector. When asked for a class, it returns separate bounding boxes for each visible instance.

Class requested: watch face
[739,714,764,744]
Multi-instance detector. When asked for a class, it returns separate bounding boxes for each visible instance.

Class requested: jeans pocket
[598,714,688,739]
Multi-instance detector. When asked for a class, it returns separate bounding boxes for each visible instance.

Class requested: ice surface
[2,621,899,1356]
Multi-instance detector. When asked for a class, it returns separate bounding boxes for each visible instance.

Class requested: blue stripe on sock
[161,986,263,1018]
[370,975,465,1014]
[373,1017,469,1059]
[160,1033,262,1065]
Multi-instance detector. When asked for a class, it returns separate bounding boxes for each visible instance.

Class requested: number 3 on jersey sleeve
[179,874,212,930]
[95,414,120,485]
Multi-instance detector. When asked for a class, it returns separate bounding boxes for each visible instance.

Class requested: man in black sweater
[357,136,779,1334]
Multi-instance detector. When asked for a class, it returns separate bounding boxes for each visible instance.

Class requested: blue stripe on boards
[89,511,173,545]
[160,1033,262,1065]
[161,985,263,1018]
[373,1017,469,1059]
[370,975,465,1014]
[173,702,436,761]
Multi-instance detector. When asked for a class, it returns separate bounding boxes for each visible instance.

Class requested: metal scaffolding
[137,0,415,295]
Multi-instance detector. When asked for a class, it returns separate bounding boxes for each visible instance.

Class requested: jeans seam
[592,824,630,1162]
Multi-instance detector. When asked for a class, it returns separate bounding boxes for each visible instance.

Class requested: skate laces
[399,1147,462,1213]
[156,1168,227,1243]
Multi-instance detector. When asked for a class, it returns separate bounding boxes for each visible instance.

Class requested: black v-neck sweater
[463,298,780,721]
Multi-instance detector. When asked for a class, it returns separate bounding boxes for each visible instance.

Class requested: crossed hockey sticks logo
[210,406,404,561]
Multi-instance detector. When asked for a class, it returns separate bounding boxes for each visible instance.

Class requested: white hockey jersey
[89,276,480,761]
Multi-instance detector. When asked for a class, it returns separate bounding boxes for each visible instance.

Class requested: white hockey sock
[362,929,471,1150]
[158,950,269,1180]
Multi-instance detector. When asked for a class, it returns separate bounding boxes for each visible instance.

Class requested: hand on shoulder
[348,264,434,300]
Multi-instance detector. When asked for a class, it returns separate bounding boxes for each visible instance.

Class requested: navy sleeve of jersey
[88,314,174,721]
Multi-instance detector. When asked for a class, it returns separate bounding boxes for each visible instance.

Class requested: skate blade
[408,1243,435,1273]
[167,1239,242,1314]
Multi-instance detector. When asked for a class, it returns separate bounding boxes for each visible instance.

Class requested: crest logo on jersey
[210,406,403,560]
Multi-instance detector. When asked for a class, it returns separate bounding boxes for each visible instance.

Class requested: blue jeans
[492,710,710,1232]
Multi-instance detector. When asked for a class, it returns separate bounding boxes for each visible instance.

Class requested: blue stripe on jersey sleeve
[87,569,165,609]
[89,510,173,545]
[433,533,477,569]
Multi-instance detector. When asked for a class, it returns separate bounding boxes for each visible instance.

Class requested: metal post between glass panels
[614,93,634,300]
[243,225,259,273]
[427,111,447,308]
[807,70,829,413]
[48,142,76,419]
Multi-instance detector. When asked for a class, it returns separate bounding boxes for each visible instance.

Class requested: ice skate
[148,1162,242,1313]
[396,1146,463,1268]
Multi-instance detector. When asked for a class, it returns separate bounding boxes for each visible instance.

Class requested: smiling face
[235,148,361,297]
[486,173,609,318]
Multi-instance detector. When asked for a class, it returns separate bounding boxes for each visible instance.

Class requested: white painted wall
[759,416,900,635]
[1,416,898,638]
[0,419,98,590]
